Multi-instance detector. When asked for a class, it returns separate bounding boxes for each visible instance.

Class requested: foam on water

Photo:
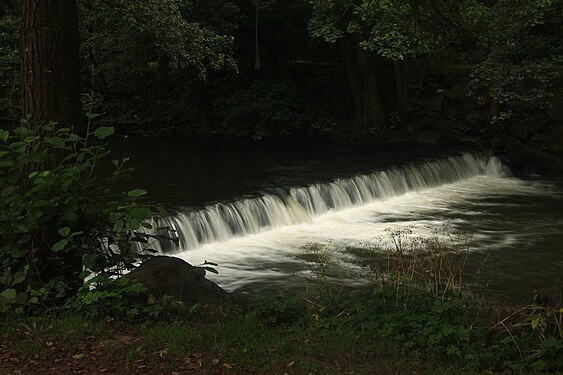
[128,152,562,293]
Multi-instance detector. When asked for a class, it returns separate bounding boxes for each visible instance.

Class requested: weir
[144,153,508,253]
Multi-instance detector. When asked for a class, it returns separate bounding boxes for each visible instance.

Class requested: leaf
[0,288,17,300]
[0,129,8,142]
[127,189,147,198]
[0,273,12,286]
[72,353,85,359]
[130,207,151,219]
[202,266,218,274]
[83,254,99,269]
[12,271,26,286]
[58,226,71,237]
[52,239,68,252]
[1,186,15,197]
[92,127,115,139]
[126,219,140,230]
[15,292,28,305]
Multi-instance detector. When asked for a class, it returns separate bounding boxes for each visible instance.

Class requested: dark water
[109,136,563,302]
[110,136,478,207]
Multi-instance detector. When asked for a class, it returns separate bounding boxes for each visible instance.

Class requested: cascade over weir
[144,153,508,253]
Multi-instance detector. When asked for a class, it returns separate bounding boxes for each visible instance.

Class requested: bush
[0,124,173,314]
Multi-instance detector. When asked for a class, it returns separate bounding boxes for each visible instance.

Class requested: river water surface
[112,137,563,301]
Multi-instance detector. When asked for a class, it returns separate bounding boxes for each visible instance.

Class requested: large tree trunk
[20,0,82,133]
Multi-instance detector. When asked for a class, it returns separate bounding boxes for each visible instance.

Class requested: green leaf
[58,226,71,238]
[127,189,147,198]
[113,220,124,233]
[12,271,26,286]
[0,288,17,301]
[126,219,141,230]
[0,129,8,142]
[83,254,99,269]
[0,273,12,286]
[1,186,15,197]
[130,207,151,219]
[92,127,115,139]
[52,239,68,252]
[15,292,28,305]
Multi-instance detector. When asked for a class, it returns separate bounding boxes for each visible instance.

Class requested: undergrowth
[2,222,562,373]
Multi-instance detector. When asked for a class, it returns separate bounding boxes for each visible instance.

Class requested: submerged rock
[126,256,233,306]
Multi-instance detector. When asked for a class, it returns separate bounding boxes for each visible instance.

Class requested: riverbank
[2,282,562,375]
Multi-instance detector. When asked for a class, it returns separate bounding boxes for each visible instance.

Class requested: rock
[501,134,563,175]
[126,256,232,306]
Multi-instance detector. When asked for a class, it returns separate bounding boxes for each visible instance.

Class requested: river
[111,136,563,302]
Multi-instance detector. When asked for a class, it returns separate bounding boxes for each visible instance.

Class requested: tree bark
[342,34,363,133]
[357,46,384,132]
[341,34,384,138]
[20,0,82,133]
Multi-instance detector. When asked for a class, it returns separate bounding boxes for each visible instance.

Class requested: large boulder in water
[126,256,232,306]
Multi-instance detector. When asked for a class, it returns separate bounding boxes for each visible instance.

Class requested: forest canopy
[0,0,561,140]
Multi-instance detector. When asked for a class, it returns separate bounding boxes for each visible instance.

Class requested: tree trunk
[394,58,411,119]
[20,0,82,134]
[357,46,384,132]
[342,34,363,134]
[341,34,384,138]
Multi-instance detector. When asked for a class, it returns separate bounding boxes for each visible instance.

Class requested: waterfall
[141,153,508,253]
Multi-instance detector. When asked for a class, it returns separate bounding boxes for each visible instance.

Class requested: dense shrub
[0,124,173,314]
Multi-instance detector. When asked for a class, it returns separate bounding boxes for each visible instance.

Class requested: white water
[131,152,563,294]
[145,153,509,252]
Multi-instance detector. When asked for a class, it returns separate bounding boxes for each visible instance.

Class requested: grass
[2,226,562,374]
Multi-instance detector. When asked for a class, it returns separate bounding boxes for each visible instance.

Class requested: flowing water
[113,137,563,301]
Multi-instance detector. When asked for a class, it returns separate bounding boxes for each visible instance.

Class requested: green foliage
[77,0,237,132]
[65,275,149,319]
[469,0,563,122]
[0,12,19,121]
[0,124,173,314]
[309,0,480,61]
[64,275,192,320]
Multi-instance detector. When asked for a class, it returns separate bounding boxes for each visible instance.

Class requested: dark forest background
[1,0,562,170]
